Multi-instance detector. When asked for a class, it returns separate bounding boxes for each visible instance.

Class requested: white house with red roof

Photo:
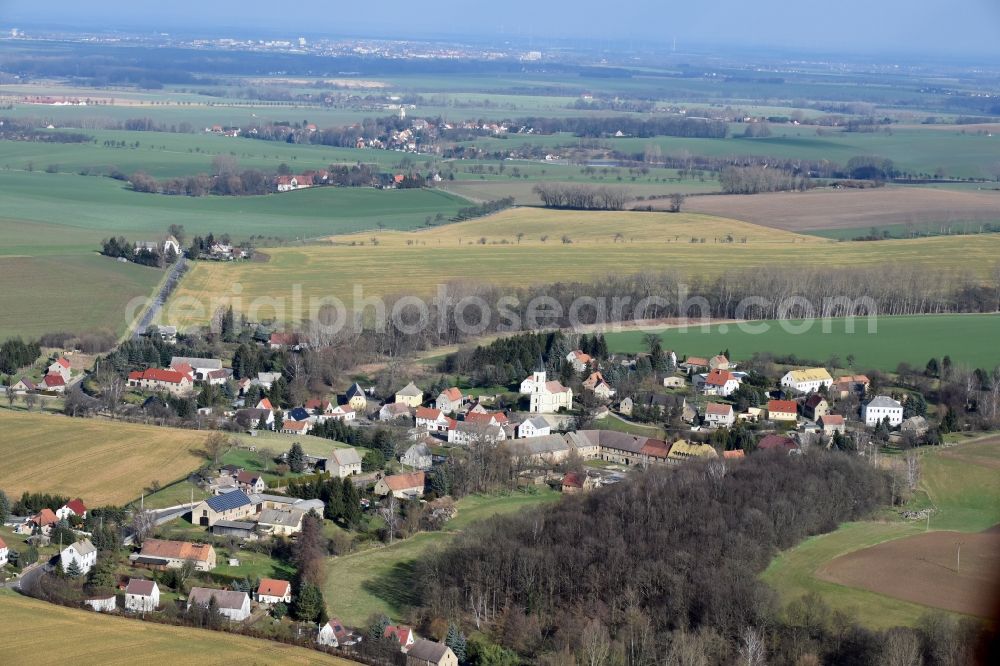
[56,498,87,520]
[328,404,356,422]
[0,536,8,566]
[566,350,593,372]
[384,625,416,650]
[47,357,72,381]
[41,373,66,392]
[698,369,741,397]
[127,368,194,396]
[256,578,292,605]
[704,403,735,428]
[415,407,453,432]
[435,387,466,413]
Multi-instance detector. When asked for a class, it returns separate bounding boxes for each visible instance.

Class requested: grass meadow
[0,409,210,506]
[762,434,1000,628]
[0,590,351,665]
[603,314,1000,372]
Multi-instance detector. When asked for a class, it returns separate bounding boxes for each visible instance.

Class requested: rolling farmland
[0,591,352,666]
[167,207,1000,329]
[0,410,210,506]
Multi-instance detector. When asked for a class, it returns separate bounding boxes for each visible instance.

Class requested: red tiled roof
[140,539,213,563]
[257,578,291,598]
[639,438,671,458]
[126,578,157,596]
[65,498,87,515]
[767,399,797,414]
[132,368,191,384]
[705,369,733,386]
[43,374,65,387]
[305,398,331,411]
[235,471,261,484]
[384,625,413,645]
[723,449,746,459]
[0,536,7,549]
[562,472,584,488]
[382,471,425,492]
[34,508,57,526]
[416,407,443,420]
[684,356,709,366]
[269,332,299,346]
[441,387,463,401]
[54,357,71,368]
[758,434,798,451]
[257,398,274,410]
[171,362,194,376]
[821,414,845,425]
[465,411,507,425]
[705,402,733,416]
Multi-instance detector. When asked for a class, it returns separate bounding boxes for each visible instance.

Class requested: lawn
[762,435,1000,628]
[604,314,1000,372]
[0,589,352,665]
[166,207,1000,329]
[0,410,209,506]
[595,413,666,439]
[323,489,561,625]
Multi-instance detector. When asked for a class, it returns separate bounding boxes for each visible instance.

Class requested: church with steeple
[521,357,573,413]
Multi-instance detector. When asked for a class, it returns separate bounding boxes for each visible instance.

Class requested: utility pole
[956,541,963,574]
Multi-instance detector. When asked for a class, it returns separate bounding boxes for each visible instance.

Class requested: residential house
[327,404,356,422]
[708,354,731,371]
[328,448,363,478]
[192,490,256,527]
[863,395,904,427]
[464,411,508,428]
[56,498,87,520]
[256,578,292,605]
[415,407,453,432]
[833,374,870,399]
[235,408,275,430]
[561,471,599,494]
[379,402,413,422]
[257,372,282,390]
[818,414,846,435]
[163,235,181,256]
[666,440,718,462]
[187,587,251,622]
[757,434,799,454]
[268,332,300,350]
[679,356,709,374]
[802,394,830,421]
[305,398,335,418]
[344,382,367,412]
[47,357,72,381]
[566,350,593,372]
[10,377,36,393]
[901,415,929,436]
[569,430,665,466]
[704,402,735,428]
[281,420,312,435]
[780,368,834,394]
[41,374,66,392]
[169,356,223,382]
[374,471,426,499]
[258,507,305,536]
[766,399,799,422]
[405,640,459,666]
[125,579,160,612]
[698,369,741,397]
[448,421,506,446]
[517,416,551,439]
[395,382,424,407]
[318,619,361,647]
[134,539,217,571]
[206,368,233,386]
[30,508,58,534]
[528,369,573,414]
[662,376,686,388]
[127,368,194,396]
[435,387,465,413]
[385,625,416,650]
[582,371,616,399]
[0,537,7,567]
[234,472,266,494]
[506,434,572,464]
[60,538,97,575]
[148,325,178,344]
[400,442,433,470]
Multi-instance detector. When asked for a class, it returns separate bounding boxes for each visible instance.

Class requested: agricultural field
[762,435,1000,627]
[604,314,1000,372]
[0,590,351,666]
[166,207,1000,330]
[682,187,1000,234]
[323,489,560,625]
[0,410,210,506]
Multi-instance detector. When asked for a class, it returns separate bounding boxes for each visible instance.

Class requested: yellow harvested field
[0,590,353,665]
[0,410,208,506]
[166,207,1000,329]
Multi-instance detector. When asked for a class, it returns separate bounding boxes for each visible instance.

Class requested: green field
[0,589,352,665]
[604,314,1000,372]
[323,490,560,625]
[762,435,1000,628]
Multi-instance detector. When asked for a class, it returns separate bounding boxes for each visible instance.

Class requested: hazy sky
[2,0,999,57]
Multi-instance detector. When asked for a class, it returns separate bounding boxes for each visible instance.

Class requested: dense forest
[414,452,993,664]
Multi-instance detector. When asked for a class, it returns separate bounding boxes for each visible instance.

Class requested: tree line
[0,337,41,374]
[533,184,628,210]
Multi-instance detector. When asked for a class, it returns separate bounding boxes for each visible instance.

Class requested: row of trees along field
[414,452,994,665]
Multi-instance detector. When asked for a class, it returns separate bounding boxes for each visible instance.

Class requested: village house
[667,440,718,462]
[10,377,36,393]
[134,539,217,571]
[169,356,224,382]
[723,449,746,461]
[328,404,357,422]
[0,537,7,567]
[234,472,266,494]
[679,356,710,374]
[47,357,72,381]
[819,414,846,435]
[235,407,275,430]
[27,508,58,535]
[125,579,160,612]
[256,578,292,605]
[583,371,616,399]
[187,587,251,622]
[415,407,453,432]
[258,507,306,536]
[379,402,413,422]
[385,625,416,650]
[127,368,194,396]
[863,395,904,426]
[757,434,800,454]
[60,538,97,575]
[318,618,361,647]
[374,471,426,499]
[697,369,741,397]
[41,374,66,392]
[206,368,233,386]
[561,471,600,494]
[405,640,459,666]
[901,415,929,436]
[780,368,834,394]
[344,382,368,412]
[662,375,686,388]
[281,420,312,435]
[448,421,507,446]
[704,402,735,428]
[395,382,424,407]
[435,387,466,413]
[55,498,87,521]
[767,399,799,422]
[305,398,335,418]
[517,415,552,439]
[464,411,508,427]
[192,490,256,527]
[802,394,830,420]
[566,349,593,372]
[328,448,363,477]
[568,430,665,466]
[256,372,282,390]
[528,368,573,413]
[833,374,870,399]
[400,442,433,470]
[268,332,300,350]
[507,434,574,464]
[708,354,731,371]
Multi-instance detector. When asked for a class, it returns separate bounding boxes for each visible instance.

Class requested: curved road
[132,256,187,340]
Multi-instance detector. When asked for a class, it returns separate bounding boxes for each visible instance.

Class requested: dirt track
[682,188,1000,231]
[818,527,1000,618]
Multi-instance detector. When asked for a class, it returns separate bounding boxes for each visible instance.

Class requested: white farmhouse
[60,539,97,575]
[517,416,552,439]
[863,395,904,427]
[125,579,160,612]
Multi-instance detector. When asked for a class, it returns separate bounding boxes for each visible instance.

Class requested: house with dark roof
[328,448,363,478]
[345,382,367,411]
[187,587,251,621]
[318,618,361,647]
[192,490,255,527]
[802,394,830,421]
[405,639,458,666]
[234,471,266,494]
[125,579,160,612]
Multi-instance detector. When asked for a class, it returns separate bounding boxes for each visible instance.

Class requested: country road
[131,256,187,340]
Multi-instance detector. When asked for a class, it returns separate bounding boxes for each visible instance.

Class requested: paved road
[131,256,187,340]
